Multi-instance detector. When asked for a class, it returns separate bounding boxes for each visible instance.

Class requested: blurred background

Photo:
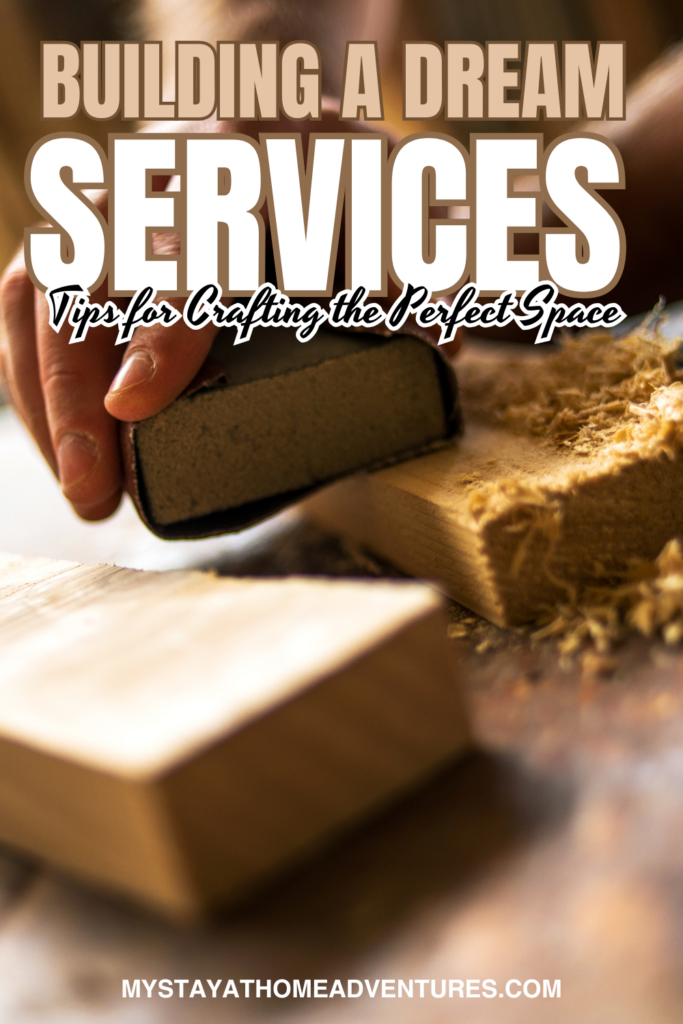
[0,0,681,399]
[1,0,682,274]
[1,0,682,272]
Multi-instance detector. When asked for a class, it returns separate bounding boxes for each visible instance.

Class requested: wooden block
[0,553,468,919]
[305,336,683,627]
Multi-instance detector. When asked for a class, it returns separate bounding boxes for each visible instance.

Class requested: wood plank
[0,553,468,919]
[305,337,683,626]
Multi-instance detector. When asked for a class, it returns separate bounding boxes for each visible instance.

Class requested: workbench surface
[0,404,680,1023]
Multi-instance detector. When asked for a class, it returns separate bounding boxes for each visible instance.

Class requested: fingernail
[108,350,155,396]
[57,432,99,492]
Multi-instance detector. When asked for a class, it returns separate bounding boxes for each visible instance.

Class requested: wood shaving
[460,325,682,452]
[534,537,683,658]
[457,320,683,655]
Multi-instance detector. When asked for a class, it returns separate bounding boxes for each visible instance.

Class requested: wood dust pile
[458,317,683,655]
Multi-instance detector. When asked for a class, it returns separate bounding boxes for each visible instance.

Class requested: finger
[36,284,125,518]
[104,310,218,422]
[0,252,56,472]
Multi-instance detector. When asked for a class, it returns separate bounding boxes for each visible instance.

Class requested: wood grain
[0,552,468,918]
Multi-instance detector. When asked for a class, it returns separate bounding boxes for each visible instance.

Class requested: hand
[0,104,402,521]
[0,186,218,521]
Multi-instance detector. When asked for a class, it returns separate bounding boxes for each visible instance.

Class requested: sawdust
[460,324,683,453]
[449,536,683,664]
[533,538,683,660]
[465,376,683,600]
[457,318,683,656]
[462,323,683,553]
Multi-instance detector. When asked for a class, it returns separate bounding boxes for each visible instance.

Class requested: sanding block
[121,324,461,539]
